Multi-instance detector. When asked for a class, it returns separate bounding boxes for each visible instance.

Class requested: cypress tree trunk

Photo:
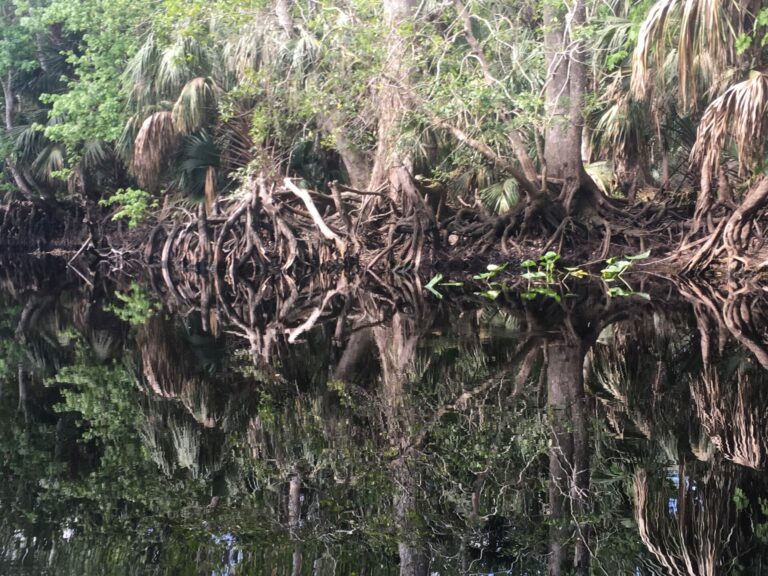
[368,0,416,193]
[546,319,594,575]
[542,0,596,213]
[364,0,435,267]
[375,313,430,576]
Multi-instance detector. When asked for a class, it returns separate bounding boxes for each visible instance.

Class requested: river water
[1,256,767,575]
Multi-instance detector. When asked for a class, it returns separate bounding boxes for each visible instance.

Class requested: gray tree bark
[374,313,430,576]
[547,335,591,576]
[542,0,595,212]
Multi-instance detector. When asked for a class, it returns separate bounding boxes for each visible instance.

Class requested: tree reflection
[1,259,768,573]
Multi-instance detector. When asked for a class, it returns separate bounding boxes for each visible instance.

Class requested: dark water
[1,256,768,575]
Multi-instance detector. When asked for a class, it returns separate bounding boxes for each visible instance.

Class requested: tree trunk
[319,113,371,191]
[275,0,295,37]
[374,313,430,576]
[542,0,595,212]
[364,0,436,267]
[333,326,374,383]
[288,471,303,576]
[368,0,417,192]
[547,337,590,576]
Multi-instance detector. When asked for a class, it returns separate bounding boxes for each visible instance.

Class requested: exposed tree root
[1,168,763,279]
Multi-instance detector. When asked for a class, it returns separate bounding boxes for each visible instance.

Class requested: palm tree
[631,0,768,223]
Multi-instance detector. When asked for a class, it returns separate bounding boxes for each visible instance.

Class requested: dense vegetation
[2,0,768,272]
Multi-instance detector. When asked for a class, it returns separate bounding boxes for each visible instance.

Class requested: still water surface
[1,257,767,575]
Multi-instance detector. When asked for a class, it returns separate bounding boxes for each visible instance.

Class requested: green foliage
[473,263,509,300]
[99,188,158,228]
[480,179,519,214]
[50,353,140,444]
[425,273,464,299]
[104,282,160,326]
[521,251,560,283]
[473,262,508,282]
[735,8,768,55]
[40,0,155,149]
[734,486,749,512]
[0,1,41,78]
[601,251,649,279]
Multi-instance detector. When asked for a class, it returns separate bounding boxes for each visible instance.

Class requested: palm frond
[691,71,768,176]
[132,111,180,190]
[479,178,519,214]
[178,130,220,197]
[632,0,745,107]
[217,113,255,171]
[172,77,217,134]
[290,29,322,73]
[124,33,161,109]
[223,22,266,74]
[585,161,616,195]
[677,0,734,104]
[170,418,201,477]
[12,124,45,164]
[631,0,678,99]
[180,130,219,171]
[117,108,166,162]
[31,144,65,180]
[158,41,195,96]
[81,140,113,171]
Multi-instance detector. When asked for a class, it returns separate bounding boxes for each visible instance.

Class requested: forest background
[2,0,768,272]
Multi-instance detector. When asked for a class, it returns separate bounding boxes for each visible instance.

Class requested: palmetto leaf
[124,33,161,109]
[585,161,615,196]
[178,130,220,197]
[180,130,219,171]
[479,178,519,214]
[132,111,181,190]
[172,77,218,135]
[157,37,211,96]
[290,29,322,73]
[31,144,65,180]
[12,124,45,164]
[81,140,113,171]
[691,71,768,175]
[632,0,744,107]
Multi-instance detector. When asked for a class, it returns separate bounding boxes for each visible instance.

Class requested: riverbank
[6,172,762,287]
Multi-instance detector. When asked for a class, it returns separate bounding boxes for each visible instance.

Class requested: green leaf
[736,33,753,55]
[473,263,507,281]
[608,286,633,297]
[476,289,500,300]
[522,271,547,280]
[606,287,649,299]
[601,260,632,280]
[564,266,588,278]
[426,285,443,299]
[625,250,651,260]
[521,287,561,302]
[425,273,444,290]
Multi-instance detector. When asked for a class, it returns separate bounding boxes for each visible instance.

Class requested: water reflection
[0,256,767,574]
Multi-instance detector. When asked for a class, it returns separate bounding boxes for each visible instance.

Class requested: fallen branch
[284,178,342,242]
